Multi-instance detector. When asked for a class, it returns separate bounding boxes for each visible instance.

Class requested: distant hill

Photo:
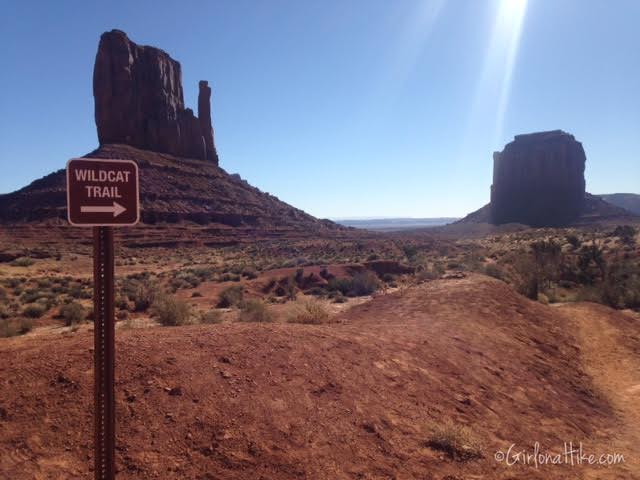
[456,193,638,226]
[597,193,640,215]
[0,144,341,235]
[334,217,459,231]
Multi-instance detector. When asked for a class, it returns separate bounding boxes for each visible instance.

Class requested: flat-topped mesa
[490,130,586,227]
[93,30,218,164]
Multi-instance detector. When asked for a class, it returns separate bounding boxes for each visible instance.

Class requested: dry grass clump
[287,299,330,324]
[201,309,223,324]
[426,419,483,461]
[238,299,274,323]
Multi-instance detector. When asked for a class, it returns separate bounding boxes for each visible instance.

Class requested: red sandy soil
[1,274,638,479]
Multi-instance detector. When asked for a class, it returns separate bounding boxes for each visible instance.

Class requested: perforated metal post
[93,226,115,480]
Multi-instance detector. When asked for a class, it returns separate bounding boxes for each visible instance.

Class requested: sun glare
[464,0,529,150]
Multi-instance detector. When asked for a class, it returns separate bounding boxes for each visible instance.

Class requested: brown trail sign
[66,158,139,480]
[67,158,139,226]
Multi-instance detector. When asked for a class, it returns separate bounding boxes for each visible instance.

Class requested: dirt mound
[0,275,637,479]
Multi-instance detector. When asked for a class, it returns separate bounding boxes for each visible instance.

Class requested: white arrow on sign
[80,202,127,218]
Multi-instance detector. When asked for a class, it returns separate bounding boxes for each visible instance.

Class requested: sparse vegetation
[426,419,483,461]
[153,296,193,326]
[201,309,223,324]
[287,299,330,324]
[328,271,380,297]
[10,257,35,267]
[59,302,86,326]
[22,303,47,318]
[238,299,274,323]
[0,317,33,337]
[217,285,244,308]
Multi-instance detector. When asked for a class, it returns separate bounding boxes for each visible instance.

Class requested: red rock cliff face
[93,30,218,163]
[490,130,586,227]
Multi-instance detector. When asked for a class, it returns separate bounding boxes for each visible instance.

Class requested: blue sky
[1,0,638,218]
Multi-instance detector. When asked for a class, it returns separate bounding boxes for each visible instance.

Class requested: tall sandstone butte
[93,29,218,163]
[490,130,586,227]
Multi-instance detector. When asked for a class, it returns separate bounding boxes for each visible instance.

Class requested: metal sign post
[93,226,116,479]
[66,158,140,480]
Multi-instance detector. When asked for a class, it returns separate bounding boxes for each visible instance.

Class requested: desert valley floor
[0,223,639,479]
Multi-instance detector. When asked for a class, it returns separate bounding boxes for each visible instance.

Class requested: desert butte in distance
[0,30,639,480]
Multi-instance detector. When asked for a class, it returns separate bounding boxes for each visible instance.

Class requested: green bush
[153,296,193,326]
[22,303,47,318]
[217,285,244,308]
[239,299,274,323]
[60,302,86,326]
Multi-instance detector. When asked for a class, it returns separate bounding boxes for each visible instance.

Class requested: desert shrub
[566,234,581,250]
[402,245,419,262]
[60,302,86,326]
[333,293,347,303]
[304,286,326,297]
[483,263,505,280]
[416,262,445,282]
[279,276,298,300]
[327,277,352,296]
[238,299,274,323]
[220,273,241,282]
[601,261,640,309]
[0,287,7,304]
[241,267,258,279]
[530,240,562,289]
[115,297,129,310]
[217,285,244,308]
[122,279,161,312]
[577,244,607,285]
[0,305,10,319]
[426,419,483,461]
[153,296,193,326]
[351,271,380,295]
[287,299,330,324]
[20,288,53,304]
[10,257,34,267]
[22,303,47,318]
[0,318,33,337]
[36,278,53,289]
[613,225,637,246]
[381,273,395,283]
[328,272,379,297]
[201,309,223,324]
